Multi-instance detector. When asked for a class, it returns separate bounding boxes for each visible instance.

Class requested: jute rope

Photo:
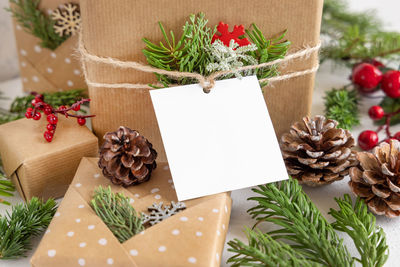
[79,34,321,92]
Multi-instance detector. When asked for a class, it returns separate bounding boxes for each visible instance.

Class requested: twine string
[78,34,321,91]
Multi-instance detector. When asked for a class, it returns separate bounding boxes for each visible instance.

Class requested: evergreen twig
[329,195,389,267]
[7,0,67,50]
[322,0,400,65]
[0,171,15,206]
[91,186,144,243]
[246,179,354,266]
[0,197,57,259]
[227,228,320,267]
[324,87,360,130]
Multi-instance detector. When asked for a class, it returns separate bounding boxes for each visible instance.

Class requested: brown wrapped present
[79,0,323,161]
[31,157,232,267]
[10,0,86,92]
[0,117,98,201]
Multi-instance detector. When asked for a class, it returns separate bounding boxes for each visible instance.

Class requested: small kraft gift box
[9,0,86,92]
[31,157,232,267]
[79,0,323,161]
[0,117,98,201]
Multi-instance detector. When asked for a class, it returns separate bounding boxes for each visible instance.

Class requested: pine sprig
[322,0,400,65]
[7,0,67,50]
[91,186,144,243]
[0,171,15,206]
[227,228,320,267]
[247,179,354,266]
[324,87,360,130]
[0,197,57,259]
[329,195,389,267]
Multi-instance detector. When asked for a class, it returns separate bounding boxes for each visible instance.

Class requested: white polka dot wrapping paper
[31,158,232,267]
[10,0,86,93]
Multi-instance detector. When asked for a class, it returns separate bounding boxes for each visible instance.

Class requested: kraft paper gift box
[31,157,232,267]
[0,117,98,201]
[79,0,323,161]
[10,0,86,92]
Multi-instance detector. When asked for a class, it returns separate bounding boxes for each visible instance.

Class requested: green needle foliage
[143,13,215,86]
[0,197,57,259]
[329,195,389,267]
[227,179,389,267]
[228,228,319,267]
[322,0,400,65]
[246,179,353,266]
[7,0,67,50]
[0,172,15,206]
[91,186,144,243]
[143,13,290,88]
[324,87,360,130]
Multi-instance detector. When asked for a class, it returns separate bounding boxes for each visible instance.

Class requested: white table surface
[1,1,400,266]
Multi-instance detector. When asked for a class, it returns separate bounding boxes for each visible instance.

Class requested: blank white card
[150,76,288,201]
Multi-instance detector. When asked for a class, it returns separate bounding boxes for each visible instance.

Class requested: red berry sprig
[358,104,400,150]
[24,93,95,142]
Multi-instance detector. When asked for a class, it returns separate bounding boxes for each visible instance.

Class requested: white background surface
[0,0,400,266]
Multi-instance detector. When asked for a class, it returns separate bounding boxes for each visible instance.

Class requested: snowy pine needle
[206,39,258,78]
[91,186,144,243]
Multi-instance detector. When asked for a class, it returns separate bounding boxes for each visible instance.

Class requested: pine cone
[98,126,157,186]
[349,140,400,218]
[280,115,357,186]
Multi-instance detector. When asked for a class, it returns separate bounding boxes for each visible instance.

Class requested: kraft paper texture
[31,157,232,267]
[80,0,323,161]
[11,0,86,93]
[0,117,98,201]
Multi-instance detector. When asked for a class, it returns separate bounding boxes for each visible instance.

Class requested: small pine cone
[280,115,358,186]
[349,140,400,218]
[98,126,157,186]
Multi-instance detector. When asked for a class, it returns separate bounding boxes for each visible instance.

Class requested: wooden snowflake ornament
[141,201,186,226]
[51,3,81,37]
[212,22,251,47]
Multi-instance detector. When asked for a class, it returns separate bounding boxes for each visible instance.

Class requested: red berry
[32,112,41,120]
[25,111,33,119]
[31,99,38,106]
[58,105,67,111]
[44,106,53,115]
[381,70,400,98]
[358,130,379,150]
[46,124,56,131]
[72,104,80,111]
[77,118,86,126]
[370,59,384,68]
[35,94,44,100]
[352,63,382,91]
[47,114,58,125]
[43,131,53,142]
[368,105,385,120]
[394,132,400,141]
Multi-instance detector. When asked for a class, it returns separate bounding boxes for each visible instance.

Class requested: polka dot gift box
[31,158,232,267]
[10,0,86,93]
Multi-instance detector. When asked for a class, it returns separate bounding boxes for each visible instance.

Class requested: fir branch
[91,186,144,243]
[0,170,15,206]
[329,195,389,267]
[10,89,87,114]
[246,25,291,87]
[143,13,215,86]
[247,179,354,266]
[227,228,320,267]
[324,87,360,130]
[0,197,57,259]
[322,0,400,65]
[7,0,67,50]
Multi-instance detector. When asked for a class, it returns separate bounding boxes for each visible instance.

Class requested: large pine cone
[280,115,357,186]
[349,140,400,218]
[98,126,157,186]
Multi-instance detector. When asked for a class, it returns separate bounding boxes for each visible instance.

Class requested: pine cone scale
[280,115,357,186]
[349,140,400,217]
[99,126,157,186]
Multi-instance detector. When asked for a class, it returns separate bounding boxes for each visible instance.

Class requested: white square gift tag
[150,76,288,201]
